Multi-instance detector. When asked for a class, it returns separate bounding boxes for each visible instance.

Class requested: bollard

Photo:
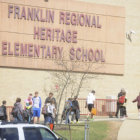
[69,124,72,140]
[84,119,89,140]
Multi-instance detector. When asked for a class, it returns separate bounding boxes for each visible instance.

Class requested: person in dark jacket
[13,98,23,122]
[115,88,125,118]
[0,100,7,122]
[45,92,57,108]
[71,96,80,123]
[133,92,140,119]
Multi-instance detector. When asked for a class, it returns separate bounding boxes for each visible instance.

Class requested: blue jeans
[28,114,33,122]
[44,114,53,124]
[14,113,23,122]
[65,110,70,124]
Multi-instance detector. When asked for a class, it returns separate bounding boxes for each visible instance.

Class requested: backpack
[0,106,4,117]
[11,104,19,117]
[118,96,125,104]
[65,101,72,110]
[72,100,78,110]
[42,104,48,115]
[23,109,29,119]
[24,108,32,117]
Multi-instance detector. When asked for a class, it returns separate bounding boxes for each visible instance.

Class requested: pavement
[84,115,140,140]
[117,116,140,140]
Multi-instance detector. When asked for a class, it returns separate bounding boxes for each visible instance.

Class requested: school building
[0,0,140,116]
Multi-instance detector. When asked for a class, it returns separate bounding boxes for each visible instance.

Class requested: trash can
[106,96,117,117]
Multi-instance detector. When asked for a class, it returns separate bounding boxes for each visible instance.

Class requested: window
[39,128,56,140]
[23,127,42,140]
[23,127,57,140]
[0,128,19,140]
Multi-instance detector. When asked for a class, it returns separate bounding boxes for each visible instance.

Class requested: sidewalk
[117,118,140,140]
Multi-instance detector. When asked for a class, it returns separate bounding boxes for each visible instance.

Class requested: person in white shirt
[44,100,56,123]
[85,90,96,119]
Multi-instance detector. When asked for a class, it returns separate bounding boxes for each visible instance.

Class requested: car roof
[0,123,47,127]
[0,122,49,128]
[0,122,58,138]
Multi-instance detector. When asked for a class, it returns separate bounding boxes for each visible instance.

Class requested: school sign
[0,0,125,74]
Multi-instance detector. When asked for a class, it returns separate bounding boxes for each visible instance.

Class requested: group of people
[61,90,96,124]
[0,91,81,129]
[85,89,140,120]
[10,92,42,124]
[62,96,80,124]
[0,92,55,124]
[0,89,140,127]
[115,88,140,119]
[0,92,58,130]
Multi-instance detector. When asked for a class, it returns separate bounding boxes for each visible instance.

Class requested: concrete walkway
[117,118,140,140]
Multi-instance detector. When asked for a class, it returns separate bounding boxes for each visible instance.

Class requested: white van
[0,122,63,140]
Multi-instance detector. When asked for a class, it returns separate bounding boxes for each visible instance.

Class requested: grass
[54,121,109,140]
[89,121,108,140]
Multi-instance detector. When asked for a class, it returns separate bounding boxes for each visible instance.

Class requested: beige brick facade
[0,0,140,115]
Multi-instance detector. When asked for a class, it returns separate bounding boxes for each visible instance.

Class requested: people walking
[12,98,23,122]
[71,96,80,123]
[0,100,7,122]
[32,92,42,123]
[132,92,140,119]
[115,88,126,118]
[85,90,96,119]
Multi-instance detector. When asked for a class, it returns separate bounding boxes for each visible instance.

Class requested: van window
[23,127,42,140]
[39,128,56,140]
[0,128,19,140]
[23,127,57,140]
